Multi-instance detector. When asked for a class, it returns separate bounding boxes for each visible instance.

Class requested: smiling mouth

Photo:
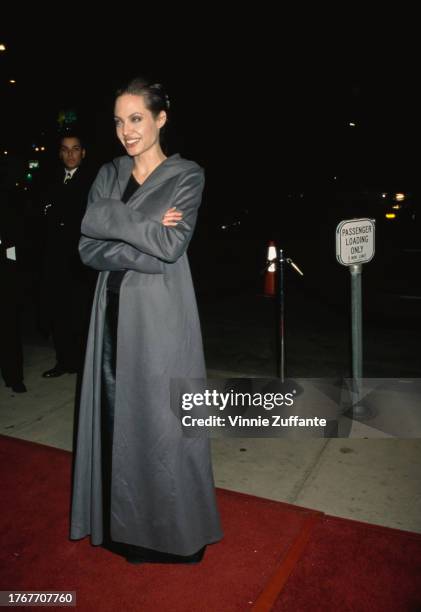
[125,139,141,146]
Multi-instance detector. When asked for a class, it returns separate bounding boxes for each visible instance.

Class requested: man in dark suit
[39,133,97,377]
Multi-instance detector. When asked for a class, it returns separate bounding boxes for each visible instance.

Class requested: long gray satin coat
[69,153,223,555]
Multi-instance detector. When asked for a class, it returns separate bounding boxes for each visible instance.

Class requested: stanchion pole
[278,249,286,383]
[263,245,303,382]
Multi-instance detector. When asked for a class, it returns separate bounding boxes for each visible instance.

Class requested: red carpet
[271,515,421,612]
[1,434,421,611]
[0,435,319,611]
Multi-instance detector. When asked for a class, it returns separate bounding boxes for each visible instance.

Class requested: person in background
[0,170,26,393]
[39,133,97,377]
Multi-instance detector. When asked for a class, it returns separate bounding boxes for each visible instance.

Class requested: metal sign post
[350,264,363,381]
[336,218,375,417]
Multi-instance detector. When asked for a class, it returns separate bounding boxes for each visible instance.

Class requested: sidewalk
[1,341,421,535]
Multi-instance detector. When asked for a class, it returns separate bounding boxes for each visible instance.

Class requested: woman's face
[114,93,166,157]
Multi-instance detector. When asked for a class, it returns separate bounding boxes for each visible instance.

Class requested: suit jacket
[40,164,95,285]
[38,164,98,332]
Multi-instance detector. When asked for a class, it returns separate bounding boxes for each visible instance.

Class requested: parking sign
[336,218,375,266]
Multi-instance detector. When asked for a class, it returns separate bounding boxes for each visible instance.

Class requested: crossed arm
[79,208,182,274]
[79,165,203,274]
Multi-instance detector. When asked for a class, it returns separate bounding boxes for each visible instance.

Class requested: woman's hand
[162,207,183,227]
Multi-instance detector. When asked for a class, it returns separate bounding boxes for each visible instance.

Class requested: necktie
[64,172,72,184]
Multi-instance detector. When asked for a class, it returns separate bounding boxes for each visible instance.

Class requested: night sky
[1,23,419,200]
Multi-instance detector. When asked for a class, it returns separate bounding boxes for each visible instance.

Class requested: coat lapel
[112,153,185,203]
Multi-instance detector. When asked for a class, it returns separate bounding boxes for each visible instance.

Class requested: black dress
[100,174,205,563]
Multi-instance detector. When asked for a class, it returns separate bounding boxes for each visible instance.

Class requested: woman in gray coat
[70,78,223,564]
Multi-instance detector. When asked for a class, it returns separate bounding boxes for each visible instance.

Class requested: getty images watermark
[169,378,421,438]
[180,388,326,429]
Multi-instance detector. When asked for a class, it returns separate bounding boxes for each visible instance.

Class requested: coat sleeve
[81,168,205,263]
[79,164,164,274]
[79,236,164,273]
